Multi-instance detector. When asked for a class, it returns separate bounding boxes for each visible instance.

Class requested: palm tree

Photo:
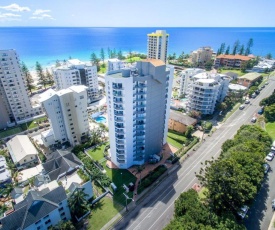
[68,188,89,220]
[50,220,75,230]
[134,165,145,185]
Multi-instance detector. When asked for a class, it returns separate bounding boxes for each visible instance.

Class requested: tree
[45,68,54,86]
[172,53,177,60]
[245,38,253,56]
[240,61,247,73]
[205,60,213,71]
[225,45,230,55]
[188,110,201,119]
[107,47,111,58]
[264,104,275,122]
[217,43,226,55]
[35,62,47,89]
[118,50,124,60]
[50,221,75,230]
[134,164,145,186]
[185,126,193,138]
[248,86,258,97]
[260,89,275,106]
[266,53,272,60]
[112,48,117,58]
[55,60,62,67]
[239,45,244,55]
[231,40,240,55]
[90,52,100,71]
[21,62,34,93]
[100,48,105,63]
[68,188,89,220]
[218,102,227,112]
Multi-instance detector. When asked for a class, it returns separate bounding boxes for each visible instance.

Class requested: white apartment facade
[105,59,173,169]
[190,47,213,66]
[40,85,89,147]
[147,30,169,63]
[186,73,230,115]
[107,58,125,71]
[0,49,43,129]
[178,68,204,97]
[53,59,99,103]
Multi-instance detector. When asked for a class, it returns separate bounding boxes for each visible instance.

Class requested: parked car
[245,100,250,104]
[261,85,265,89]
[271,146,275,153]
[251,117,257,123]
[265,82,269,85]
[263,163,270,174]
[238,205,249,219]
[251,93,256,98]
[239,105,245,110]
[266,152,274,161]
[258,109,264,115]
[272,199,275,211]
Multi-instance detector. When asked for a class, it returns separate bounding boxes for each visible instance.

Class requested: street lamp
[123,193,134,211]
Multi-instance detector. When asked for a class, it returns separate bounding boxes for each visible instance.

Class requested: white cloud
[30,14,54,20]
[0,12,21,21]
[33,9,51,15]
[0,3,30,12]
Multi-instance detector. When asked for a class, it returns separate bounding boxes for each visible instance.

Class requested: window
[80,95,84,99]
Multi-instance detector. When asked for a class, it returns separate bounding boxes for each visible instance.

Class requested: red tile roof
[216,54,253,61]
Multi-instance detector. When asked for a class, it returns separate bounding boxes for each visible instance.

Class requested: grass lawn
[0,126,23,139]
[198,187,208,200]
[20,116,48,131]
[88,197,123,230]
[125,56,141,63]
[98,64,107,74]
[266,122,275,140]
[87,143,108,161]
[219,69,245,76]
[167,130,187,149]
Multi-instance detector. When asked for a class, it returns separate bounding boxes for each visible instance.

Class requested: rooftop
[67,59,85,66]
[169,110,197,126]
[216,54,253,61]
[39,88,56,103]
[229,83,247,91]
[0,156,11,183]
[238,72,262,81]
[140,58,165,67]
[6,135,38,163]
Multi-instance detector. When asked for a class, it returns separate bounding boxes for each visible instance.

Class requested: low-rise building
[0,156,11,187]
[0,185,71,230]
[6,135,39,170]
[215,54,253,68]
[168,110,197,133]
[252,59,275,73]
[237,72,262,87]
[190,47,213,66]
[10,187,24,204]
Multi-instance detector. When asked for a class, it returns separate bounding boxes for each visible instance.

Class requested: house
[224,71,239,80]
[237,72,262,87]
[10,187,24,204]
[34,174,51,188]
[68,181,93,200]
[0,185,71,230]
[6,135,39,170]
[42,150,82,181]
[0,156,11,187]
[168,110,197,133]
[215,54,253,68]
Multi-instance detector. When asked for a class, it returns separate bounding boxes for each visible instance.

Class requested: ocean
[0,27,275,69]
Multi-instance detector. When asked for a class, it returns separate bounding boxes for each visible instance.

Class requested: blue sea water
[0,27,275,69]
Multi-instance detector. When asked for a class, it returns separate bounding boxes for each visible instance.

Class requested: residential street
[113,77,275,230]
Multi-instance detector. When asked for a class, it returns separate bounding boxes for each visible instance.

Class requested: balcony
[135,97,146,102]
[135,84,146,89]
[115,135,124,140]
[114,112,123,116]
[114,99,123,104]
[116,139,125,144]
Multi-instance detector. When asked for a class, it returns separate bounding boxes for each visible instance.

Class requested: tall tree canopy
[21,62,34,93]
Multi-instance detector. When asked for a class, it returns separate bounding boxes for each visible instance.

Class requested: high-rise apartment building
[53,59,99,103]
[105,59,173,169]
[147,30,169,63]
[0,50,43,129]
[190,47,213,66]
[186,72,230,115]
[107,59,125,71]
[40,85,89,147]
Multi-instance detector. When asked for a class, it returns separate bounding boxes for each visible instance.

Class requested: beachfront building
[39,85,89,147]
[237,72,262,88]
[214,54,253,68]
[252,58,275,73]
[105,59,173,169]
[190,47,213,66]
[6,135,39,170]
[53,59,99,103]
[147,30,169,63]
[0,185,71,230]
[178,68,204,97]
[0,49,43,129]
[186,72,230,115]
[107,58,125,71]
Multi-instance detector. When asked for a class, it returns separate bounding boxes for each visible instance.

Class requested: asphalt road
[113,77,275,230]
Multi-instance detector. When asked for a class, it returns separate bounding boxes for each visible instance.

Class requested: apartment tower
[0,49,43,129]
[105,59,173,169]
[53,59,99,103]
[40,85,89,147]
[147,30,169,63]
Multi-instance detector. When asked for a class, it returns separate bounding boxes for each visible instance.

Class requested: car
[251,93,256,98]
[272,199,275,211]
[239,105,245,110]
[261,85,265,89]
[251,117,257,123]
[271,146,275,153]
[238,205,249,219]
[258,109,264,115]
[263,163,270,174]
[266,152,274,161]
[265,82,269,85]
[245,100,250,104]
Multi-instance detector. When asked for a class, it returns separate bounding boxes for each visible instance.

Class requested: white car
[245,100,250,104]
[239,105,245,110]
[251,117,257,123]
[238,205,249,219]
[266,152,274,161]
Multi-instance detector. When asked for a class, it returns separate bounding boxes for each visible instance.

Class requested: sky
[0,0,274,27]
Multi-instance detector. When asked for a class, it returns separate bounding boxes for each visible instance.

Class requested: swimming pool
[94,116,107,123]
